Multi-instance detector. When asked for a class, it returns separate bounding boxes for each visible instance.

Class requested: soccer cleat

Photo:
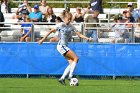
[68,77,72,81]
[58,79,66,85]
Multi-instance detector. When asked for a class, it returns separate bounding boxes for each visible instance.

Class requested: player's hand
[87,37,92,41]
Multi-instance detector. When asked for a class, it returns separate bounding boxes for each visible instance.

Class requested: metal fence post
[81,22,84,42]
[131,24,135,43]
[26,74,29,78]
[113,76,116,80]
[64,0,67,8]
[31,24,35,42]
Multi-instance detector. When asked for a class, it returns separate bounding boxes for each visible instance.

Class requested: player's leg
[59,56,73,80]
[64,49,79,79]
[58,56,73,85]
[57,45,71,85]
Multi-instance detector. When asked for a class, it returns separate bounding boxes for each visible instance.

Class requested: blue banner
[0,43,140,76]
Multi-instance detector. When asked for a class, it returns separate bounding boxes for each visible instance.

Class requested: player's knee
[74,56,79,62]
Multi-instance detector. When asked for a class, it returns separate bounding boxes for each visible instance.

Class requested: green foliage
[8,0,17,8]
[10,0,138,8]
[103,0,137,8]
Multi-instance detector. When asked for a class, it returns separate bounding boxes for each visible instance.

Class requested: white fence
[0,22,139,43]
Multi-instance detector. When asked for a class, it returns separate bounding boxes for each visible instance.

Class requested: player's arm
[38,28,56,44]
[75,31,92,41]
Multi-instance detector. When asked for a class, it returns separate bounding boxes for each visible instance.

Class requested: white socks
[60,65,70,80]
[69,62,77,79]
[60,62,77,80]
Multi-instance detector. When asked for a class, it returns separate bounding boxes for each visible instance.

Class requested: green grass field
[0,78,140,93]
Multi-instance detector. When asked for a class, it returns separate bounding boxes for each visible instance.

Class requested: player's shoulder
[56,22,64,27]
[68,23,75,28]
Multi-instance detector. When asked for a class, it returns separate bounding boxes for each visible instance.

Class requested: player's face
[64,17,71,25]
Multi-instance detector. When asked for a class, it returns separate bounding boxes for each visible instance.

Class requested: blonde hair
[64,12,73,20]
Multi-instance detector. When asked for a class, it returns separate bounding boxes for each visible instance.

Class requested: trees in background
[8,0,138,8]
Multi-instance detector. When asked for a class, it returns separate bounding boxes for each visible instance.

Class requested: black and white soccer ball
[69,78,79,86]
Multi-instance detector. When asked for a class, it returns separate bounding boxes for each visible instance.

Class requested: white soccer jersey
[55,22,78,46]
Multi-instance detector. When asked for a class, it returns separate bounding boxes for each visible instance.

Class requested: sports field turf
[0,78,140,93]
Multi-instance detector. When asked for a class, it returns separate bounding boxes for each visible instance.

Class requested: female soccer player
[38,13,91,85]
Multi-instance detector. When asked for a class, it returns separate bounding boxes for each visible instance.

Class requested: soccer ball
[69,78,79,86]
